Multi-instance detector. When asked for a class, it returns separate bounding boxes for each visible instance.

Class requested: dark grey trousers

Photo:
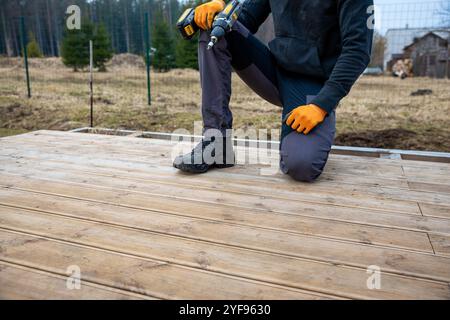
[198,22,336,182]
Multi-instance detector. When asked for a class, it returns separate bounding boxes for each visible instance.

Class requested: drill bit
[207,36,218,50]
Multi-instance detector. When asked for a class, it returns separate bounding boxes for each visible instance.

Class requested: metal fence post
[19,16,31,98]
[144,12,151,106]
[89,40,94,128]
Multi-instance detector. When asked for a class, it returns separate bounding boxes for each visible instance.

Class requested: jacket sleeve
[311,0,374,113]
[237,0,271,34]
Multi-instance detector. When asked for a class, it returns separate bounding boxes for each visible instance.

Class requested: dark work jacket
[238,0,374,113]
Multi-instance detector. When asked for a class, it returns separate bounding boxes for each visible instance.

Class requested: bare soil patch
[335,128,450,151]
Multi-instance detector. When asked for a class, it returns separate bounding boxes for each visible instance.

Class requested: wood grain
[1,130,449,299]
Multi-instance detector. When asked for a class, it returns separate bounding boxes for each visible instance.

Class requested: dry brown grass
[1,57,449,151]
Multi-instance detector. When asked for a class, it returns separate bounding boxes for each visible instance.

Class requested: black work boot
[173,136,235,174]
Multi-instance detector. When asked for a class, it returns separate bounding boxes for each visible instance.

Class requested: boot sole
[174,162,235,174]
[173,162,209,174]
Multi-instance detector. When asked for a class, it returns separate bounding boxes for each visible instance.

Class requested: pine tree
[26,32,43,58]
[93,24,113,71]
[152,19,176,72]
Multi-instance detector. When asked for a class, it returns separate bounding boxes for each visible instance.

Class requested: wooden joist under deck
[0,130,449,299]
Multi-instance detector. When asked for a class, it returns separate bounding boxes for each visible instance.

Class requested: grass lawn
[1,57,449,151]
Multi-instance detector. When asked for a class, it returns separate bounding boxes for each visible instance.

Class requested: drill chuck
[206,19,227,50]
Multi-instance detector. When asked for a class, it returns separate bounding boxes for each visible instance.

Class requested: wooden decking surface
[0,130,449,300]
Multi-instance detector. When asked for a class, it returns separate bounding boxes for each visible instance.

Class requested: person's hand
[285,104,327,135]
[194,0,225,30]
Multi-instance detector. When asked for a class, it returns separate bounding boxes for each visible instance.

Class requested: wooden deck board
[0,174,436,252]
[0,156,422,215]
[0,230,324,300]
[0,261,149,300]
[0,130,449,300]
[1,189,449,282]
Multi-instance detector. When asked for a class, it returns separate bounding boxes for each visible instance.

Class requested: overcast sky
[374,0,448,34]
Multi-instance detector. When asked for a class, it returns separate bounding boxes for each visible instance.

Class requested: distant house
[255,23,450,78]
[403,31,450,78]
[384,28,432,70]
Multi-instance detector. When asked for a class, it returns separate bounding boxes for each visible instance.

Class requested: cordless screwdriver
[176,0,245,50]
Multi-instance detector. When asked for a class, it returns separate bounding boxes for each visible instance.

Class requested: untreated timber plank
[408,181,450,194]
[4,132,448,204]
[0,139,403,185]
[0,174,435,252]
[5,139,440,204]
[330,154,450,170]
[12,130,450,171]
[0,230,325,300]
[419,203,450,219]
[429,234,450,257]
[5,132,448,211]
[217,164,450,206]
[2,133,446,211]
[1,188,449,282]
[403,166,450,185]
[0,261,147,300]
[0,155,422,215]
[0,143,414,190]
[0,148,423,216]
[1,133,409,179]
[2,140,449,208]
[1,166,448,235]
[0,206,449,300]
[0,131,410,178]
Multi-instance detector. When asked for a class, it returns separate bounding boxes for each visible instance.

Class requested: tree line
[0,0,201,71]
[4,0,430,72]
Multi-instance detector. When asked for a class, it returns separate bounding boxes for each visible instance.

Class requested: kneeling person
[174,0,374,182]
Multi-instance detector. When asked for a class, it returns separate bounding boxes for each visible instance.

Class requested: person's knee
[284,153,325,183]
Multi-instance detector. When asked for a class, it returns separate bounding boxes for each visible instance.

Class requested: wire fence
[0,0,449,151]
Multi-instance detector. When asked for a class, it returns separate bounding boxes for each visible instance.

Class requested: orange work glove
[285,104,327,135]
[194,0,225,30]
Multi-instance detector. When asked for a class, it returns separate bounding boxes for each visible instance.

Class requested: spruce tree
[61,20,94,71]
[175,33,198,70]
[26,32,43,58]
[93,24,113,72]
[61,21,113,72]
[175,0,202,70]
[152,19,176,72]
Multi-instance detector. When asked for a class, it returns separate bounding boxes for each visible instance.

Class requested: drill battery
[176,7,198,40]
